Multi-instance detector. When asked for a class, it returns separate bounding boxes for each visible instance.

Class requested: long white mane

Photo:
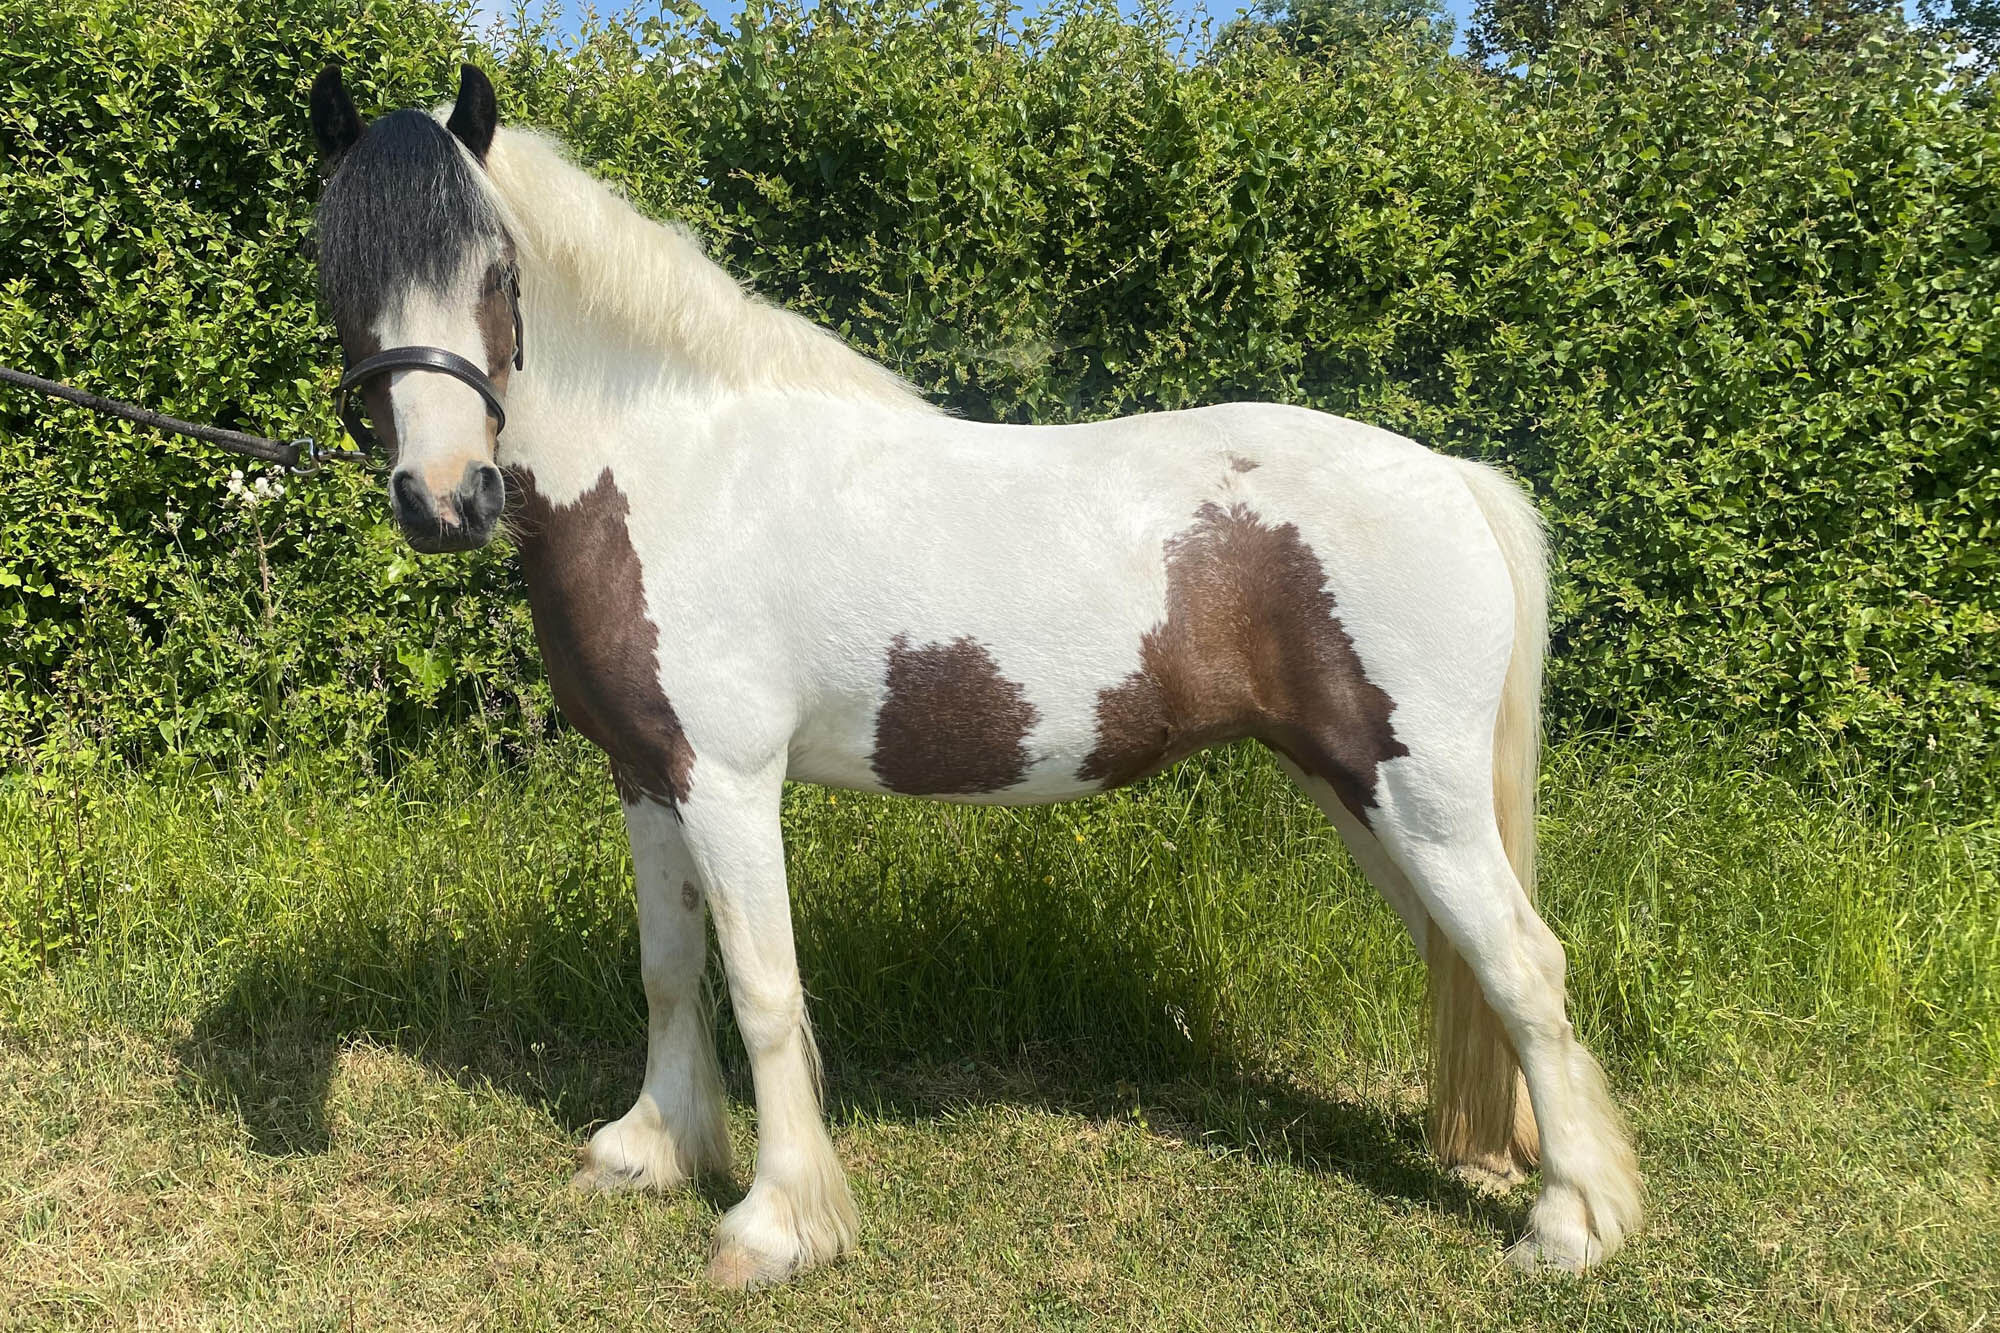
[476,124,933,410]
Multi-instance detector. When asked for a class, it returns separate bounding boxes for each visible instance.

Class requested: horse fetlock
[1507,1182,1601,1272]
[1508,1171,1641,1274]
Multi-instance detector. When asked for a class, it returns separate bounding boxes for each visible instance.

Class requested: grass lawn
[0,737,1994,1329]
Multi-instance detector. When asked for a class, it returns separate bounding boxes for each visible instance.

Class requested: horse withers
[307,64,1641,1287]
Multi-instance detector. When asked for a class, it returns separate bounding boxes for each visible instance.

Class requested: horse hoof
[702,1169,858,1289]
[571,1117,688,1195]
[1452,1159,1529,1195]
[705,1241,793,1291]
[1505,1227,1598,1274]
[570,1160,657,1194]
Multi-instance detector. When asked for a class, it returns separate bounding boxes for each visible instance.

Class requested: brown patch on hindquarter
[1079,501,1408,821]
[511,469,694,806]
[870,636,1039,795]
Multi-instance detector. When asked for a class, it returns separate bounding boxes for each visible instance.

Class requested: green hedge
[2,0,1995,792]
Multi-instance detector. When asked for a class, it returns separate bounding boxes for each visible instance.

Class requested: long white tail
[1427,458,1549,1181]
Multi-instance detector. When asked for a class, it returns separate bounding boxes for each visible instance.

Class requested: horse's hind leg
[574,792,732,1192]
[1278,759,1538,1192]
[1374,783,1641,1271]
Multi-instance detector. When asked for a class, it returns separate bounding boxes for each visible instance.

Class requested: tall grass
[1,736,1994,1098]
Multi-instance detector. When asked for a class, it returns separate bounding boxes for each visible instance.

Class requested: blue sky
[478,0,1483,52]
[478,0,1934,60]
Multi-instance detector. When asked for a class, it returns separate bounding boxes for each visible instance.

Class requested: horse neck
[481,130,932,498]
[496,257,717,502]
[481,130,926,483]
[499,258,931,508]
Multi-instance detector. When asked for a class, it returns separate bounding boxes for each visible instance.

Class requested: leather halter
[334,265,524,454]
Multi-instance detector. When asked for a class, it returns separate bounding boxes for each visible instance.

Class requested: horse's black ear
[446,64,497,162]
[309,65,363,163]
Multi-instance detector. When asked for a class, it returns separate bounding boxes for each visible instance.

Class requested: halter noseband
[334,265,525,455]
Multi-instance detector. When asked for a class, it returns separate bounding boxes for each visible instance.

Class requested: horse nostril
[391,470,433,525]
[464,462,505,528]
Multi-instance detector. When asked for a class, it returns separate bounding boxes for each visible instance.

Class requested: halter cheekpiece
[334,263,524,454]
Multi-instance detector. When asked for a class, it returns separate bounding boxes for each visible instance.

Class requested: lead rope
[0,363,363,475]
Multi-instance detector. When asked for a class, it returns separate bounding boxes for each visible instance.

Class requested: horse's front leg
[679,759,858,1288]
[574,789,733,1193]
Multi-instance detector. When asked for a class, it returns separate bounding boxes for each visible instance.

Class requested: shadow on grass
[172,851,1515,1238]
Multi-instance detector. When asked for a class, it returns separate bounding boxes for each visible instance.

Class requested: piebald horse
[308,64,1640,1287]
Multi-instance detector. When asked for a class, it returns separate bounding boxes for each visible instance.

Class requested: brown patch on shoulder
[1079,502,1408,822]
[1226,453,1260,473]
[511,468,694,807]
[870,635,1039,795]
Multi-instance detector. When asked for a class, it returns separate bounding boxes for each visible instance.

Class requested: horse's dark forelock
[316,109,503,337]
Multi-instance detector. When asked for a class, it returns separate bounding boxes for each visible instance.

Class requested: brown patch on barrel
[870,635,1039,795]
[1078,501,1408,823]
[510,468,694,807]
[1226,453,1260,473]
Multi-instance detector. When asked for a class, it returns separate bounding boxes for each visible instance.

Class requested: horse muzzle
[391,460,505,553]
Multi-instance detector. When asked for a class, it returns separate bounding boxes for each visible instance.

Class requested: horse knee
[729,979,806,1053]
